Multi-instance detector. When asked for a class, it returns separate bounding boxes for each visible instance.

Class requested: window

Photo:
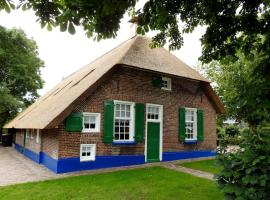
[30,129,35,139]
[147,106,160,120]
[26,129,29,138]
[185,108,197,140]
[80,144,96,161]
[36,129,40,144]
[161,77,171,91]
[114,101,135,142]
[82,113,100,132]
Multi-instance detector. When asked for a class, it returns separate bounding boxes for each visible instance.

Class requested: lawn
[0,167,223,200]
[179,159,222,174]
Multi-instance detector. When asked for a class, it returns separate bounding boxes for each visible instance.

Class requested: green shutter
[64,113,83,132]
[179,107,186,141]
[103,100,114,143]
[135,103,145,143]
[197,109,204,141]
[152,76,163,88]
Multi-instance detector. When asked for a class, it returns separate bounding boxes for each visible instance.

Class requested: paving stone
[162,162,214,180]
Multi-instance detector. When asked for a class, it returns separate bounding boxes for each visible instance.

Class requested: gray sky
[0,5,205,96]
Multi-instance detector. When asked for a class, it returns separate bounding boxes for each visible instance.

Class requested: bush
[225,125,240,137]
[224,135,243,145]
[216,128,270,200]
[217,126,225,139]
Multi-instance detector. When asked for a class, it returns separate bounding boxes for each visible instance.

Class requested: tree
[202,50,270,130]
[1,1,268,125]
[0,26,44,134]
[1,1,270,61]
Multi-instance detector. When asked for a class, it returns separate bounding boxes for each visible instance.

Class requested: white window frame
[36,129,40,144]
[146,105,162,122]
[185,108,197,140]
[113,100,135,142]
[161,77,172,91]
[30,129,35,139]
[82,112,101,133]
[25,129,29,139]
[80,144,96,162]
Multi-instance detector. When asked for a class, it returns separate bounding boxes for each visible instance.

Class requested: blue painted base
[14,143,215,174]
[162,150,216,162]
[57,155,145,173]
[15,143,41,163]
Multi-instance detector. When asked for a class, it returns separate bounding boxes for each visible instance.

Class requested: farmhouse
[4,36,224,173]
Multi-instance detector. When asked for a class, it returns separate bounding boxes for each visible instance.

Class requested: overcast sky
[0,4,205,96]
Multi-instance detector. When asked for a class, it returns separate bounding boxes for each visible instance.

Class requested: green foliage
[225,125,240,137]
[1,0,269,57]
[0,26,44,130]
[217,126,225,140]
[216,129,270,200]
[203,50,270,127]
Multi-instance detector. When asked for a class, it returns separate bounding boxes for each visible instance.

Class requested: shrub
[225,125,240,137]
[224,135,243,145]
[217,126,225,139]
[216,128,270,200]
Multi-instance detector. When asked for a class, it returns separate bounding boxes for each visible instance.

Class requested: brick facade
[56,66,217,158]
[15,66,217,161]
[15,129,41,153]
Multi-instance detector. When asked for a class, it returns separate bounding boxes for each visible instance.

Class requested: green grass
[180,159,222,174]
[0,167,223,200]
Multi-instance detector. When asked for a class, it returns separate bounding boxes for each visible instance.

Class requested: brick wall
[15,129,41,153]
[41,129,59,159]
[56,66,217,159]
[15,130,23,146]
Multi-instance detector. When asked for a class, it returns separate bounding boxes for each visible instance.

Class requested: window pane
[126,111,130,118]
[84,123,90,129]
[120,126,125,133]
[84,116,90,122]
[90,123,95,129]
[82,152,86,156]
[89,116,96,123]
[126,105,130,111]
[120,134,124,140]
[121,110,125,118]
[116,104,120,111]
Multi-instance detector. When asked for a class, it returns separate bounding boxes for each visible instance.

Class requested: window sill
[80,159,95,162]
[184,140,198,144]
[112,141,137,146]
[82,130,100,133]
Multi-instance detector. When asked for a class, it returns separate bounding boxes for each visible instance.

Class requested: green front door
[147,122,160,162]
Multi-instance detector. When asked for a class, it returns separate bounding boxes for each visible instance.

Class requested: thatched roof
[4,36,224,129]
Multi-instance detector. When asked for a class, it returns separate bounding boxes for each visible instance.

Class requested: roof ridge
[63,36,137,80]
